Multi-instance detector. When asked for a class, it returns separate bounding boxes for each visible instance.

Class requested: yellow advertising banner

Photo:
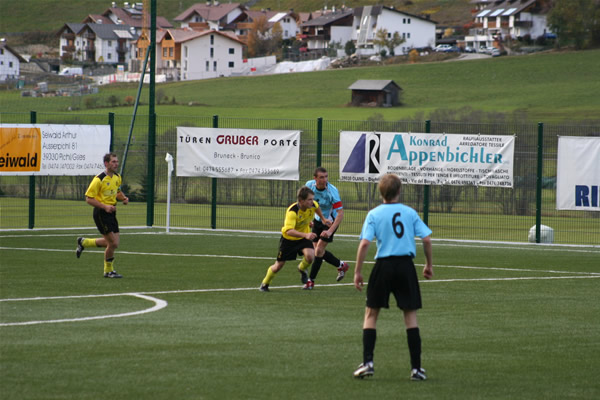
[0,127,42,172]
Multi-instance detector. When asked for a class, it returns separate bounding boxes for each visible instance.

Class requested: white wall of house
[180,33,243,80]
[271,15,300,40]
[0,47,21,81]
[331,26,353,47]
[352,9,436,55]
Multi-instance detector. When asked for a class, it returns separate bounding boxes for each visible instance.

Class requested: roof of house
[163,28,245,46]
[476,0,541,18]
[353,6,437,25]
[348,80,402,91]
[57,23,86,36]
[80,23,139,40]
[102,6,173,28]
[0,42,27,62]
[174,2,244,22]
[301,9,354,27]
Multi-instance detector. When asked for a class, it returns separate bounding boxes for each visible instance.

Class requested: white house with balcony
[352,5,437,56]
[465,0,552,49]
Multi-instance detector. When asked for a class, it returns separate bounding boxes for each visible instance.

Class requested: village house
[465,0,552,49]
[299,8,354,52]
[0,40,26,81]
[233,9,301,41]
[174,2,246,31]
[352,5,437,56]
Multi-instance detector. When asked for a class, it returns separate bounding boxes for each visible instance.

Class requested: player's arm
[285,229,316,241]
[86,196,115,213]
[421,235,433,279]
[354,238,370,291]
[116,190,129,205]
[314,202,332,227]
[322,207,343,238]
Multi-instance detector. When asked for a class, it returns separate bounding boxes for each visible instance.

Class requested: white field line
[1,246,599,276]
[0,293,167,327]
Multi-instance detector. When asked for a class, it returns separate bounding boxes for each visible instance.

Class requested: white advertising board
[0,124,110,176]
[177,127,300,180]
[556,136,600,211]
[339,131,515,187]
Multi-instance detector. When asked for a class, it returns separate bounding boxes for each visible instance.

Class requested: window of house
[387,32,391,38]
[228,61,234,68]
[229,48,234,54]
[184,60,188,70]
[210,35,214,45]
[169,47,173,57]
[402,32,406,38]
[163,48,167,57]
[108,40,112,47]
[403,18,406,24]
[210,48,214,58]
[206,61,209,71]
[407,32,411,39]
[184,46,188,57]
[408,18,411,24]
[107,53,112,60]
[9,61,13,68]
[213,61,217,71]
[0,49,4,54]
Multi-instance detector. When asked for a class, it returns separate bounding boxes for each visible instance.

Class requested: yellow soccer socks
[262,265,277,285]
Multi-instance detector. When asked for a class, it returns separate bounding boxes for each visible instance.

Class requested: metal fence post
[535,122,544,243]
[211,115,219,229]
[423,120,431,226]
[146,112,156,227]
[28,111,37,229]
[316,117,323,167]
[108,112,115,152]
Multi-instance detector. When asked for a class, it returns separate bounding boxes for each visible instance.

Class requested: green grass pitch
[1,228,599,399]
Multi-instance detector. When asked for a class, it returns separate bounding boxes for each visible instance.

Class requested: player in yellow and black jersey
[76,152,129,278]
[259,186,330,292]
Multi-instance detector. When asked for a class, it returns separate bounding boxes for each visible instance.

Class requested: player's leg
[308,239,328,283]
[103,231,122,278]
[323,250,349,281]
[354,307,380,378]
[261,260,285,291]
[403,310,426,380]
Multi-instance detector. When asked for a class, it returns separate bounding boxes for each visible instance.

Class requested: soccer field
[1,229,599,399]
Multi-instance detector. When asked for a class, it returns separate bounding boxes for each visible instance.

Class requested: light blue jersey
[359,203,432,259]
[305,180,343,221]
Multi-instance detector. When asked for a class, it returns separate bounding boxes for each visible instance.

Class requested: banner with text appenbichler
[556,136,600,211]
[339,131,515,187]
[0,124,110,176]
[177,127,301,180]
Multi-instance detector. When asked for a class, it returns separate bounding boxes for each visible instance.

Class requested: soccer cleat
[302,280,314,290]
[298,268,308,284]
[104,271,123,278]
[76,237,84,258]
[353,362,374,379]
[410,368,427,381]
[259,283,270,292]
[336,261,349,282]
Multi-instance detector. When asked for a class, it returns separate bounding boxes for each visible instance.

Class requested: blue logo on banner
[343,134,381,173]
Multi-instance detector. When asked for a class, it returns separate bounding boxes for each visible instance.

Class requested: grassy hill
[0,0,473,36]
[2,49,600,123]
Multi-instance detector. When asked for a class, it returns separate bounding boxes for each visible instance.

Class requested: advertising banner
[556,136,600,211]
[177,127,300,180]
[339,131,515,187]
[0,124,110,176]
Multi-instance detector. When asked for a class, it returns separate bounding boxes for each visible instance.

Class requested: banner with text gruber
[556,136,600,211]
[177,127,301,180]
[339,131,515,187]
[0,124,110,176]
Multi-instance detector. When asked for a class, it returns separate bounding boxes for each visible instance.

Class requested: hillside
[0,0,473,37]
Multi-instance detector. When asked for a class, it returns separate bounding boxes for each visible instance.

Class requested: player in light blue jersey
[303,167,349,289]
[353,174,433,381]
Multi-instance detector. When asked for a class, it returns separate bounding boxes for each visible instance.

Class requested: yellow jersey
[281,200,319,241]
[85,171,122,206]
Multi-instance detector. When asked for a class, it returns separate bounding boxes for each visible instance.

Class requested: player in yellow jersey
[260,186,330,292]
[76,153,129,278]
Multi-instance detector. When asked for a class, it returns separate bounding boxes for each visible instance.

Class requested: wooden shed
[348,79,402,107]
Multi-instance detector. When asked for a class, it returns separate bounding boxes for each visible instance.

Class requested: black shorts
[277,236,314,261]
[311,218,338,243]
[366,256,422,310]
[93,207,120,235]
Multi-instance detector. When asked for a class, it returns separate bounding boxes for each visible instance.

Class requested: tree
[372,28,405,56]
[548,0,600,49]
[344,40,356,56]
[247,17,283,58]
